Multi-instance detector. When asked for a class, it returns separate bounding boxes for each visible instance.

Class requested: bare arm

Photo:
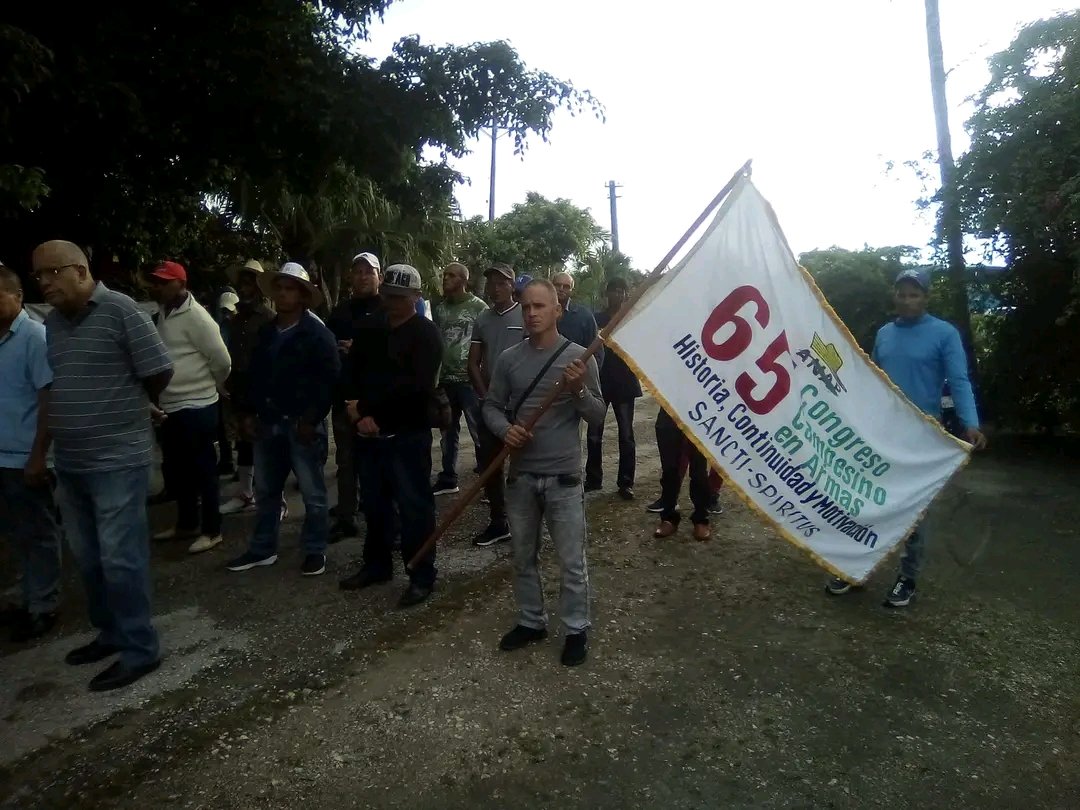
[468,341,487,398]
[481,354,512,440]
[23,388,53,486]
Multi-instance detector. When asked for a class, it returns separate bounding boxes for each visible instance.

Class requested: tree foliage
[454,193,607,281]
[957,11,1080,428]
[799,247,918,351]
[0,2,600,303]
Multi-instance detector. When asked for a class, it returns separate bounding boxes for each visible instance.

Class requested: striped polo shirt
[45,283,173,473]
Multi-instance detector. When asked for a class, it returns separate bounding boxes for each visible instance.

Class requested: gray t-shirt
[471,302,526,384]
[45,283,173,473]
[482,339,605,475]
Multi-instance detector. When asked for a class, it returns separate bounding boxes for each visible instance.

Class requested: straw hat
[226,258,265,286]
[257,262,324,309]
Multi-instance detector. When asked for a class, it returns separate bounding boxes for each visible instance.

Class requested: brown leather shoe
[693,523,711,542]
[653,520,677,538]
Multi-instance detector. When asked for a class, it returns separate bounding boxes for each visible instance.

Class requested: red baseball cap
[150,261,187,282]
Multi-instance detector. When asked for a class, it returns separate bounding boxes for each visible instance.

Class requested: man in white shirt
[147,261,232,554]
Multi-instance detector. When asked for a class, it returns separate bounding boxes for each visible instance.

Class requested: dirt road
[1,399,1078,809]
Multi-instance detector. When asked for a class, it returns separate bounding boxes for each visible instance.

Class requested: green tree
[455,192,607,280]
[574,246,635,309]
[799,247,918,351]
[957,11,1080,429]
[0,3,601,299]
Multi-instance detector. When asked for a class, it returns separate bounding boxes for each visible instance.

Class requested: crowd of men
[0,242,984,690]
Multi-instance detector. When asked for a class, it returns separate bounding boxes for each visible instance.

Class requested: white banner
[608,177,970,582]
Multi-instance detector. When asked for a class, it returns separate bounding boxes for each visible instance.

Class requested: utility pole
[924,0,972,350]
[488,115,498,224]
[607,180,622,253]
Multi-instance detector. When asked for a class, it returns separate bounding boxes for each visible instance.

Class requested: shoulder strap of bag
[509,339,573,424]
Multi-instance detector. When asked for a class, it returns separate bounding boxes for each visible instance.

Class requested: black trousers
[160,403,222,536]
[585,399,636,489]
[475,410,507,525]
[655,408,709,526]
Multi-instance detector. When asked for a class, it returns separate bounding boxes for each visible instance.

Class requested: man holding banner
[826,269,985,606]
[605,170,976,597]
[482,279,604,667]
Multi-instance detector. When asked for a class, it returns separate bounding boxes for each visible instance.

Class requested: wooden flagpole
[407,159,753,570]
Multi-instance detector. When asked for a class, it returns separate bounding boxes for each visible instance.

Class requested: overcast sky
[364,1,1068,268]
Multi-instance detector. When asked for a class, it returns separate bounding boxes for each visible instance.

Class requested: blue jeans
[55,466,159,667]
[357,431,437,587]
[505,472,590,633]
[250,421,329,557]
[0,468,62,616]
[437,382,480,485]
[899,524,927,581]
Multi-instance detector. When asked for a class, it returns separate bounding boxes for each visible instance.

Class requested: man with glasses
[34,240,173,692]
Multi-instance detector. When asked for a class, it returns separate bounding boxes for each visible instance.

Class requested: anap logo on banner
[607,177,970,583]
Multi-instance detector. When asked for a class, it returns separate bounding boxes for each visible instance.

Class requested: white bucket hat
[258,262,324,308]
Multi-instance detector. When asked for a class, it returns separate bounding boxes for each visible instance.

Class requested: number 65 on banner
[701,285,793,416]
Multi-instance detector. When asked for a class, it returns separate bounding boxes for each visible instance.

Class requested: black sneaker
[328,522,358,545]
[645,498,669,513]
[339,568,392,591]
[499,624,548,651]
[617,487,635,501]
[884,576,916,607]
[432,481,460,496]
[10,611,57,643]
[225,551,278,572]
[561,632,588,666]
[825,577,855,595]
[301,554,326,576]
[584,480,602,493]
[708,494,723,515]
[473,522,511,547]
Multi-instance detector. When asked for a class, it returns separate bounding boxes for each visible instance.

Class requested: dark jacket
[228,298,274,375]
[595,311,642,402]
[244,311,340,426]
[326,294,383,400]
[557,300,603,367]
[346,313,443,434]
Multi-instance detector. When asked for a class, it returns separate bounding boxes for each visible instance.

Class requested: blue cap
[514,274,533,293]
[894,269,929,291]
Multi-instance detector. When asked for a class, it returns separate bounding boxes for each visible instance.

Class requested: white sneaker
[188,534,223,554]
[220,495,255,515]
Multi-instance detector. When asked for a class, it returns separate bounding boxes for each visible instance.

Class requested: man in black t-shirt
[339,264,444,607]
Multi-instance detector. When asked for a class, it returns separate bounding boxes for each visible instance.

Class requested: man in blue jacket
[827,269,986,607]
[226,263,340,577]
